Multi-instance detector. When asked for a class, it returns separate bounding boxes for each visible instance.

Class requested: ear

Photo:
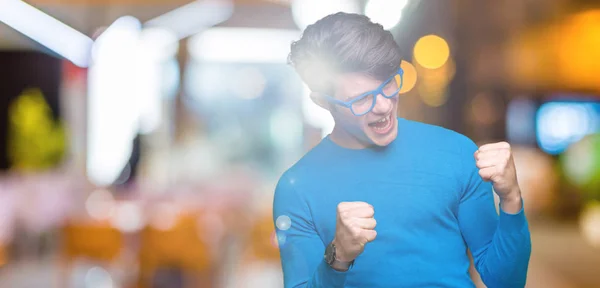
[310,92,331,111]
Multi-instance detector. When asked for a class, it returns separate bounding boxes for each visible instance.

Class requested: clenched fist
[333,202,377,263]
[474,141,523,213]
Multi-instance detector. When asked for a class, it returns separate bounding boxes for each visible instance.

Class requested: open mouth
[367,114,394,134]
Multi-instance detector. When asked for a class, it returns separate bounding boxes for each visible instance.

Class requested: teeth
[369,115,391,128]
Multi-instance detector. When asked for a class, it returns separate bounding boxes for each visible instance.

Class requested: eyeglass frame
[322,67,404,116]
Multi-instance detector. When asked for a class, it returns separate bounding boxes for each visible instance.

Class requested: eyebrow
[345,78,392,100]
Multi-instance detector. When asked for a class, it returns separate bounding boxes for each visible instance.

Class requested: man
[273,12,531,288]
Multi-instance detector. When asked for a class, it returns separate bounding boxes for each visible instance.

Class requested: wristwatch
[324,242,354,271]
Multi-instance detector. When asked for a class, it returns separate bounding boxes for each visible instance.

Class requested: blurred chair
[0,243,6,268]
[62,220,124,262]
[60,220,125,287]
[248,213,280,262]
[137,212,213,288]
[231,211,282,288]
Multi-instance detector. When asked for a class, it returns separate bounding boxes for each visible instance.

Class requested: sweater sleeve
[273,173,348,288]
[457,139,532,288]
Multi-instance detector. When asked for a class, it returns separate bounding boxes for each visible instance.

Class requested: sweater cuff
[498,199,528,233]
[316,259,349,287]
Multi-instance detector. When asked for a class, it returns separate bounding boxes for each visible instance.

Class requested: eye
[384,79,397,90]
[354,96,371,104]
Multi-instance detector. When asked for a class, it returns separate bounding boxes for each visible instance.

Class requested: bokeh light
[536,102,600,155]
[365,0,407,30]
[398,60,417,94]
[110,201,144,233]
[150,202,180,231]
[85,189,116,221]
[275,215,291,231]
[84,266,114,288]
[580,201,600,249]
[562,134,600,196]
[507,10,600,92]
[415,57,455,107]
[555,10,600,91]
[413,34,450,70]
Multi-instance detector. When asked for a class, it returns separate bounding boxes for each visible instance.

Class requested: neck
[329,123,370,150]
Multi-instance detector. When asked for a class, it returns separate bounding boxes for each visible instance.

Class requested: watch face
[324,243,335,264]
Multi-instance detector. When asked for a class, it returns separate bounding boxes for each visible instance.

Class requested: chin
[365,117,398,147]
[370,131,398,147]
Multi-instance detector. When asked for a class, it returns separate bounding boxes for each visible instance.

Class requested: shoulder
[274,139,330,202]
[399,118,478,155]
[280,138,332,184]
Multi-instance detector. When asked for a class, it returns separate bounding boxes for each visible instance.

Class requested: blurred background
[0,0,599,287]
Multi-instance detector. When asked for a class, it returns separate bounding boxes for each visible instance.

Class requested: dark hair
[288,12,402,94]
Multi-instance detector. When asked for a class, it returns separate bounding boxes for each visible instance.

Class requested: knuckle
[348,219,358,228]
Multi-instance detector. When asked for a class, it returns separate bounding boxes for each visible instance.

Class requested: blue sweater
[273,118,531,288]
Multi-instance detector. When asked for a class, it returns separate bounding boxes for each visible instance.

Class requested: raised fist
[333,201,377,262]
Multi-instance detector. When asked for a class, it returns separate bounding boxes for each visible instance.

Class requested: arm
[273,174,348,288]
[458,140,532,288]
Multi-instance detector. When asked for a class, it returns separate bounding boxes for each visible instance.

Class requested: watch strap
[325,242,354,271]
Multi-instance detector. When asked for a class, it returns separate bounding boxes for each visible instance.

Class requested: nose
[371,94,393,115]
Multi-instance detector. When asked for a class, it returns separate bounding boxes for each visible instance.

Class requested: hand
[474,142,523,213]
[333,202,377,262]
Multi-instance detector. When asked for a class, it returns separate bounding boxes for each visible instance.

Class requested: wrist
[500,188,522,204]
[331,238,351,262]
[499,188,523,214]
[326,239,354,271]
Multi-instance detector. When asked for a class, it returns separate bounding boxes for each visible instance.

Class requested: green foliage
[7,88,67,171]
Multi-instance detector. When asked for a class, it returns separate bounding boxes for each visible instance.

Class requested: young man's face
[327,72,399,148]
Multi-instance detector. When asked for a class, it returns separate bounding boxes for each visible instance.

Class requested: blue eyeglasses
[323,67,404,116]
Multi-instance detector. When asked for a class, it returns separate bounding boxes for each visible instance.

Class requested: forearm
[306,260,348,288]
[476,204,531,288]
[284,258,348,288]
